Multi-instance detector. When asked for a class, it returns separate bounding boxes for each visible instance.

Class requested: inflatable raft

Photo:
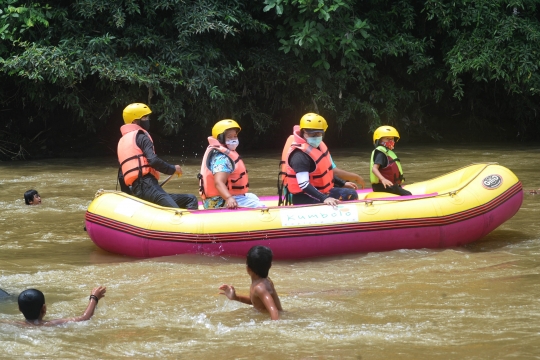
[85,163,522,259]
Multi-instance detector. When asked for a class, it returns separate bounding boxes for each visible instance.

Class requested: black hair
[24,190,39,205]
[246,245,273,278]
[18,289,45,320]
[217,133,225,144]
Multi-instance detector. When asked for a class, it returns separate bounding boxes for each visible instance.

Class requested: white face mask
[225,139,239,150]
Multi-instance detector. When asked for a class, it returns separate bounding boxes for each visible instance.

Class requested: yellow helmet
[373,125,400,145]
[212,119,241,139]
[299,113,328,132]
[123,103,152,124]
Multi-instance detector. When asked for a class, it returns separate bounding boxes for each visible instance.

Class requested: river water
[0,144,539,359]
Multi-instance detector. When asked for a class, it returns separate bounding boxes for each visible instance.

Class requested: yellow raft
[85,163,522,259]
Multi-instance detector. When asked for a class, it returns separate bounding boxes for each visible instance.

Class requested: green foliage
[1,0,277,132]
[1,0,540,150]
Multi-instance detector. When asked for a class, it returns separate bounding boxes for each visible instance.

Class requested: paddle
[0,287,10,299]
[159,173,182,187]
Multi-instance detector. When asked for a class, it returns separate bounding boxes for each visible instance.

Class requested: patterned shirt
[203,152,234,209]
[210,152,234,174]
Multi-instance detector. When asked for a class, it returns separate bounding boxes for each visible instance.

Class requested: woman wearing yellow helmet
[198,119,264,209]
[370,126,411,196]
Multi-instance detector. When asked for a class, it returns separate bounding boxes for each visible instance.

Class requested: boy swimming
[16,286,106,326]
[24,189,41,205]
[219,246,282,320]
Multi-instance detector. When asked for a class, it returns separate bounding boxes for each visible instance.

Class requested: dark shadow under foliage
[1,0,540,160]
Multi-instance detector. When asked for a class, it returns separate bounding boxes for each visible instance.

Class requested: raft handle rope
[93,189,191,215]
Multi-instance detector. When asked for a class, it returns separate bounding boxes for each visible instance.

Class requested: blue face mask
[306,136,322,148]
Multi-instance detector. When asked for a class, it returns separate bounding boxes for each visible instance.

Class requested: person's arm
[46,286,106,325]
[333,167,365,189]
[211,154,237,209]
[219,284,252,304]
[136,132,177,175]
[253,285,280,320]
[269,278,283,311]
[372,164,393,188]
[333,175,347,188]
[214,172,238,209]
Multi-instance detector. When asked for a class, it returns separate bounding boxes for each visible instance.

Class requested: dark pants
[292,187,358,205]
[132,175,199,210]
[372,183,412,196]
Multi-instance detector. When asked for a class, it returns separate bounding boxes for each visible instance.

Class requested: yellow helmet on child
[212,119,241,139]
[299,113,328,131]
[373,126,400,145]
[123,103,152,124]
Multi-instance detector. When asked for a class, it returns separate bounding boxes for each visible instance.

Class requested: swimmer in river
[12,286,106,326]
[219,246,282,320]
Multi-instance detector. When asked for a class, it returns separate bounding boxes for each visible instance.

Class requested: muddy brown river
[0,144,539,359]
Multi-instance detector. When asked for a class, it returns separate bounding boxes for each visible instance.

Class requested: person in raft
[332,160,365,190]
[219,245,282,320]
[370,125,412,196]
[15,286,106,326]
[198,119,264,209]
[282,113,359,206]
[24,189,41,205]
[117,103,198,210]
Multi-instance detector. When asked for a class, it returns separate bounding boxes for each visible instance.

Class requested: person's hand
[91,286,106,300]
[343,181,358,190]
[323,197,339,207]
[174,165,183,176]
[225,197,238,209]
[353,175,365,189]
[219,284,237,300]
[380,178,393,188]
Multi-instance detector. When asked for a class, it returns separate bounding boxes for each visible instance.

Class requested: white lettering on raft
[280,205,358,226]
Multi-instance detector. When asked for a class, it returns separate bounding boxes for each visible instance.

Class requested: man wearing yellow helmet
[117,103,198,209]
[198,119,264,209]
[281,113,359,206]
[370,125,411,196]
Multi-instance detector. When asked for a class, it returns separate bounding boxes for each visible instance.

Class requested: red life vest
[282,125,334,195]
[198,137,249,200]
[117,124,160,186]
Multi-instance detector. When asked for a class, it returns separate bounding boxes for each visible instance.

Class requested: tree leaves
[1,0,540,142]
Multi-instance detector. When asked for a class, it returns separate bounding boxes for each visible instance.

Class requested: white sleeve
[295,171,310,190]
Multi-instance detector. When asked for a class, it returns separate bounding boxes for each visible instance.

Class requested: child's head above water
[24,190,41,205]
[246,245,273,278]
[18,289,45,320]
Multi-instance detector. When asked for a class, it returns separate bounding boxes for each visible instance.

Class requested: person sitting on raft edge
[280,113,359,206]
[13,286,106,326]
[370,125,412,196]
[198,119,265,209]
[117,103,198,210]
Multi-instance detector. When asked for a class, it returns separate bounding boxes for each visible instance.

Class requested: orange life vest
[117,124,160,186]
[282,125,334,195]
[198,137,249,200]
